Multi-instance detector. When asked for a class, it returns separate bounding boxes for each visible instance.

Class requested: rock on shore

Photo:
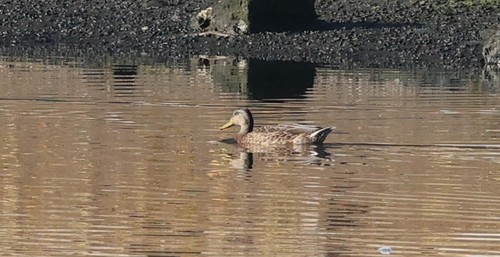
[0,0,498,69]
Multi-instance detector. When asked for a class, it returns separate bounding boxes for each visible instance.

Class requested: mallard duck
[220,108,334,145]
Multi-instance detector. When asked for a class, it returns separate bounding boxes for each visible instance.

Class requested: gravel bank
[0,0,498,69]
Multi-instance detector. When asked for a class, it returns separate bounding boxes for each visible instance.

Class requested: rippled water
[0,56,499,256]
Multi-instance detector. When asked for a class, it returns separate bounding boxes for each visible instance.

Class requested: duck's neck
[237,108,254,135]
[238,123,252,135]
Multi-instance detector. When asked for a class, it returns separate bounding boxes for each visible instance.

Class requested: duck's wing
[279,123,323,134]
[277,123,335,144]
[250,124,334,145]
[254,123,324,134]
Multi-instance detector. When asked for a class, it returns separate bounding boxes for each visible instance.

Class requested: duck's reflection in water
[219,139,334,170]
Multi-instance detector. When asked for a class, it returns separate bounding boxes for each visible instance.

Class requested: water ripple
[0,58,499,256]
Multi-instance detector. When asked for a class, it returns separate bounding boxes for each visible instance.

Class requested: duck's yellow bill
[219,120,234,130]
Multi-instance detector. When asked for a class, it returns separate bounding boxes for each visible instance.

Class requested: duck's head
[220,108,254,134]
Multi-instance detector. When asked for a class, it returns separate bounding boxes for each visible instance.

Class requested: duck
[220,108,334,145]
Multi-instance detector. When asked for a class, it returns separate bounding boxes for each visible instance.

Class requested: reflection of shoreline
[199,57,316,100]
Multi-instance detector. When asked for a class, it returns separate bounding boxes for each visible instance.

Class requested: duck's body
[220,109,334,145]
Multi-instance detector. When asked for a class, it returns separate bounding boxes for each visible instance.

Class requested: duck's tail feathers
[308,126,335,143]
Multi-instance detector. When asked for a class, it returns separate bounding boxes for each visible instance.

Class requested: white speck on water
[378,246,392,255]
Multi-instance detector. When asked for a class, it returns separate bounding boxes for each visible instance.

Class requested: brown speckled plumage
[220,108,334,145]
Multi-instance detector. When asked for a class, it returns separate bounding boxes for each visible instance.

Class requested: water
[0,56,499,257]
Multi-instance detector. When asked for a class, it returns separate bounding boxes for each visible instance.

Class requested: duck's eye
[233,111,239,116]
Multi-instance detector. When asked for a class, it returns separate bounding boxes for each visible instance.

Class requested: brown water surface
[0,57,499,256]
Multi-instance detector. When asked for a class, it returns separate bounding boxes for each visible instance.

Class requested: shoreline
[0,0,498,69]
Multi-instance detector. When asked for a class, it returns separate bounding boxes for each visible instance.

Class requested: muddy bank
[0,0,498,69]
